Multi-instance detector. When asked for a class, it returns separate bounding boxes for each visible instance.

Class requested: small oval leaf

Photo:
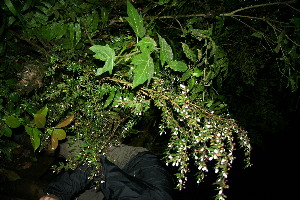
[55,114,75,128]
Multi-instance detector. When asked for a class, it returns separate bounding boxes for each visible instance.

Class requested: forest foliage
[0,0,299,199]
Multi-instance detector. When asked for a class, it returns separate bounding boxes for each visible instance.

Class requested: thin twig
[227,1,296,15]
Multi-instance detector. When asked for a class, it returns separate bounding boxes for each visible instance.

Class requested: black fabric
[44,164,93,200]
[100,152,174,200]
[44,152,174,200]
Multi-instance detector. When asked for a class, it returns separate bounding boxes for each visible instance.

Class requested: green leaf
[67,23,81,48]
[90,44,116,75]
[101,7,108,28]
[158,34,173,66]
[51,128,66,140]
[251,32,263,39]
[103,90,116,108]
[34,114,46,128]
[192,68,202,77]
[25,126,41,151]
[1,124,12,137]
[125,1,146,38]
[36,106,48,117]
[182,42,196,62]
[131,53,154,88]
[21,0,33,12]
[168,60,188,72]
[135,37,156,53]
[4,0,17,16]
[4,115,21,128]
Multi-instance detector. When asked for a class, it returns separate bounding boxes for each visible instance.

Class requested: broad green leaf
[34,114,46,128]
[90,44,116,75]
[25,126,41,151]
[4,115,20,128]
[168,60,188,72]
[36,106,48,117]
[55,114,75,128]
[51,128,66,140]
[135,37,156,53]
[125,1,146,38]
[131,53,154,88]
[182,42,196,62]
[158,34,173,66]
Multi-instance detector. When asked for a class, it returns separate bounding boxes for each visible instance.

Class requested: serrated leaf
[168,60,188,72]
[135,37,156,53]
[131,53,154,88]
[4,115,21,128]
[182,42,196,62]
[55,114,75,128]
[51,128,66,140]
[158,34,173,66]
[25,126,41,151]
[125,1,146,38]
[90,44,116,75]
[34,114,46,128]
